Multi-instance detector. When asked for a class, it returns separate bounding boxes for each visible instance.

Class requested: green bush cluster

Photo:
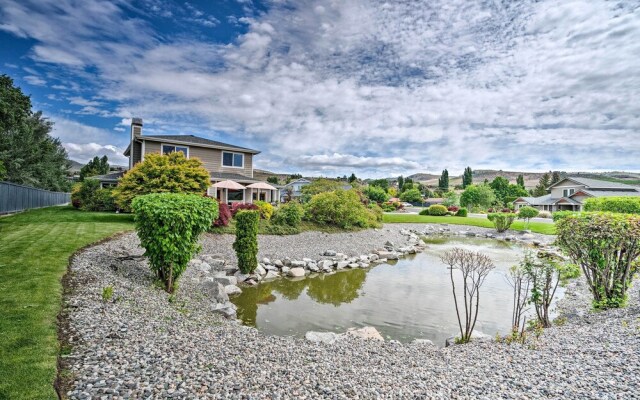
[272,201,304,227]
[556,212,640,309]
[233,210,260,274]
[254,200,274,220]
[132,193,218,292]
[552,210,577,222]
[304,190,380,229]
[420,204,448,216]
[583,197,640,214]
[487,212,516,232]
[399,188,423,203]
[71,179,117,211]
[455,207,468,217]
[363,185,389,203]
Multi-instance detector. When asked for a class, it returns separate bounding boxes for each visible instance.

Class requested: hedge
[583,197,640,214]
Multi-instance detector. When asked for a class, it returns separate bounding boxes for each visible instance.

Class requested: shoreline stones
[305,326,384,344]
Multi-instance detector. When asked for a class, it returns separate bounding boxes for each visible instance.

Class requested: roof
[87,171,125,182]
[572,189,640,198]
[124,135,260,155]
[515,194,580,206]
[550,177,639,190]
[210,172,261,184]
[283,178,311,187]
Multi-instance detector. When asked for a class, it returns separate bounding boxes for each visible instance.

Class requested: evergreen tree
[462,166,473,188]
[533,173,551,197]
[397,175,404,193]
[80,155,110,181]
[516,174,525,188]
[551,171,562,185]
[267,176,279,184]
[348,173,357,183]
[438,169,449,191]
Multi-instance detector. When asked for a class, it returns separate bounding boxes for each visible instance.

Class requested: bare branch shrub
[440,248,495,343]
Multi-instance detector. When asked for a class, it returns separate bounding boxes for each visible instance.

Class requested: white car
[401,202,414,208]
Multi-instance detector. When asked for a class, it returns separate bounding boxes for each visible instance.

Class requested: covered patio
[207,173,278,205]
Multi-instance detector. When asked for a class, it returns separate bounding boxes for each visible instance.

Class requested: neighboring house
[279,178,311,202]
[94,118,277,204]
[514,177,640,212]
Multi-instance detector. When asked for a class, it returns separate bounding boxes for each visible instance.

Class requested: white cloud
[1,0,639,177]
[24,75,46,86]
[64,142,128,165]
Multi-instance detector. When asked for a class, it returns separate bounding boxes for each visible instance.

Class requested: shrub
[583,197,640,214]
[447,205,460,213]
[487,213,516,232]
[427,204,448,216]
[381,203,397,212]
[501,208,513,213]
[520,251,562,328]
[455,208,468,217]
[72,179,116,211]
[233,210,260,274]
[399,188,423,203]
[517,206,539,229]
[363,185,390,203]
[213,201,231,227]
[263,223,300,235]
[368,203,383,222]
[71,183,82,208]
[231,202,259,217]
[132,193,218,292]
[272,201,304,227]
[552,210,576,222]
[538,211,552,219]
[305,190,380,229]
[254,200,274,220]
[556,212,640,309]
[113,152,210,211]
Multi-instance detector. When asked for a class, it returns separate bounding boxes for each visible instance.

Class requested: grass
[383,213,556,235]
[0,206,134,399]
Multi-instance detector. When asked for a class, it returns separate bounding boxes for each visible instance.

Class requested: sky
[1,0,639,178]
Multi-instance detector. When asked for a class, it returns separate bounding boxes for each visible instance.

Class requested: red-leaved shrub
[231,202,259,217]
[447,206,460,213]
[213,201,231,227]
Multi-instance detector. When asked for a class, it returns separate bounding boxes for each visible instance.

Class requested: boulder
[274,259,284,268]
[336,261,350,270]
[234,272,249,283]
[255,264,267,276]
[291,260,306,268]
[263,270,280,280]
[212,301,237,319]
[283,258,292,267]
[213,276,237,286]
[224,285,242,295]
[346,326,384,341]
[308,263,320,272]
[318,260,334,270]
[202,256,226,270]
[323,250,337,257]
[287,267,306,278]
[347,263,359,269]
[264,263,278,271]
[305,331,341,344]
[262,257,271,264]
[202,281,229,304]
[281,266,291,275]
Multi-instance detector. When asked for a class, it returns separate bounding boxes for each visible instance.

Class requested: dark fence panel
[0,181,71,214]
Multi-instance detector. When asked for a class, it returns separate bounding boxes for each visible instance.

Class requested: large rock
[307,262,320,272]
[287,267,306,277]
[212,301,237,319]
[291,260,306,268]
[255,264,267,276]
[202,281,229,304]
[346,326,384,341]
[263,270,279,280]
[318,260,334,270]
[201,255,226,270]
[224,285,242,295]
[336,261,350,270]
[305,331,341,344]
[213,275,237,286]
[323,250,337,256]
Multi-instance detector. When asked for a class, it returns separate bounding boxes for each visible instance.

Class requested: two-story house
[514,177,640,212]
[93,118,277,204]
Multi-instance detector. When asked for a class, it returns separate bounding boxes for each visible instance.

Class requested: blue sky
[1,0,639,177]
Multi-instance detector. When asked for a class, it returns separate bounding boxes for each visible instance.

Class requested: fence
[0,181,71,215]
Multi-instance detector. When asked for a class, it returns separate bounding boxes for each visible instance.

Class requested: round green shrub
[487,212,516,232]
[273,201,304,227]
[254,200,274,220]
[304,190,380,229]
[132,193,218,292]
[427,204,448,216]
[233,210,260,274]
[455,207,468,217]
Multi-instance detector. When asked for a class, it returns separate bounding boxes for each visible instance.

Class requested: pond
[231,237,564,345]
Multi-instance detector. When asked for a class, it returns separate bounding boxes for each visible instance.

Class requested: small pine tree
[438,169,449,191]
[348,173,357,183]
[550,171,561,185]
[462,166,473,188]
[533,173,551,197]
[267,176,279,184]
[397,175,404,192]
[516,174,525,188]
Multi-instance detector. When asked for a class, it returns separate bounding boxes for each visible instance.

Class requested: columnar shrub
[427,204,448,216]
[487,213,516,232]
[213,201,231,227]
[305,190,380,229]
[556,212,640,309]
[254,200,274,220]
[455,208,468,217]
[272,201,304,227]
[583,197,640,214]
[132,193,218,292]
[517,206,539,229]
[233,210,260,274]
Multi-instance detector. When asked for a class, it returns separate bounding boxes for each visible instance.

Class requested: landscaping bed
[61,225,640,398]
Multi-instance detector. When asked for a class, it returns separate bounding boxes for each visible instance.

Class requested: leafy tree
[460,184,496,211]
[517,206,540,229]
[462,166,473,188]
[79,155,110,181]
[399,188,423,203]
[506,184,528,202]
[397,175,404,192]
[533,173,551,197]
[489,176,510,204]
[113,152,210,211]
[0,159,5,181]
[363,185,390,203]
[369,178,389,191]
[516,174,525,189]
[348,173,357,183]
[438,169,449,191]
[266,176,279,184]
[388,187,398,197]
[442,190,459,207]
[300,179,342,202]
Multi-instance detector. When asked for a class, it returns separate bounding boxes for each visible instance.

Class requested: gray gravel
[62,224,640,399]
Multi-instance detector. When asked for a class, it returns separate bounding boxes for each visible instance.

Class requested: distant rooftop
[141,134,260,154]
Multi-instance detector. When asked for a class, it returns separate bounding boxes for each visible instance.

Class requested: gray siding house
[514,177,640,212]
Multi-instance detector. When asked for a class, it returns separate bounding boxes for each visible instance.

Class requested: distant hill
[67,159,84,173]
[252,169,295,184]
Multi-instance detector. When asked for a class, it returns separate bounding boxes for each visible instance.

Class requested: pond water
[231,237,564,345]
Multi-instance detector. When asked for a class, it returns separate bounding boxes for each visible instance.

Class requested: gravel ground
[61,224,640,399]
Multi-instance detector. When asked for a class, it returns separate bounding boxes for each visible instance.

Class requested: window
[162,144,188,157]
[227,189,244,201]
[563,188,575,197]
[222,151,244,168]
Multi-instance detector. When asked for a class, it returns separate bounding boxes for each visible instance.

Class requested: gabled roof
[87,171,125,182]
[124,135,260,156]
[515,194,580,206]
[571,189,640,198]
[283,178,311,187]
[549,177,638,190]
[209,172,260,184]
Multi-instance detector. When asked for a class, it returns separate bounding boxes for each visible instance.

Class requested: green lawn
[0,206,134,399]
[383,213,556,235]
